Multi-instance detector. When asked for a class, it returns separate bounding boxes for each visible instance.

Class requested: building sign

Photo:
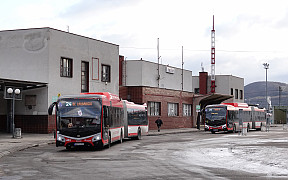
[196,105,201,112]
[166,66,175,74]
[52,96,58,102]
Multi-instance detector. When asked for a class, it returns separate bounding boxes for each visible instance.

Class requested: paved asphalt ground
[0,127,200,159]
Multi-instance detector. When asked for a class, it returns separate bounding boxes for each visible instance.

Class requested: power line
[120,46,285,54]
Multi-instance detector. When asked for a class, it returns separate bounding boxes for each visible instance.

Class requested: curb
[148,129,202,136]
[0,140,54,159]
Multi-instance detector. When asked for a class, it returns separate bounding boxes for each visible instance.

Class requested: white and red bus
[204,103,266,133]
[48,92,148,149]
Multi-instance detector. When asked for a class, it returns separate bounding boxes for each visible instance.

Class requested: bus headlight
[57,134,65,142]
[92,134,101,142]
[222,124,227,129]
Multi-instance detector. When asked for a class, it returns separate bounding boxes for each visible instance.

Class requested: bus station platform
[0,127,200,159]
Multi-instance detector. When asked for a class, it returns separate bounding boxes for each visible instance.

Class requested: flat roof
[0,27,119,47]
[0,78,47,91]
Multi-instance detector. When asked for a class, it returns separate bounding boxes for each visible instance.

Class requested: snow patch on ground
[175,137,288,177]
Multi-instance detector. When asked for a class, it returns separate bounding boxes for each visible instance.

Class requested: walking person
[155,117,163,132]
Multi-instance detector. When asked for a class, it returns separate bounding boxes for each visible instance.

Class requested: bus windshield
[205,107,227,121]
[58,98,102,129]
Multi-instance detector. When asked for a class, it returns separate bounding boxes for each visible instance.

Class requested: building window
[240,90,243,100]
[101,64,111,82]
[235,89,238,99]
[148,102,161,116]
[60,57,73,77]
[183,104,192,116]
[168,103,178,116]
[231,88,233,95]
[194,88,200,94]
[81,61,89,93]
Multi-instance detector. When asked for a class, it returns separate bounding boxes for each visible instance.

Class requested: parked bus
[48,92,148,149]
[204,103,266,134]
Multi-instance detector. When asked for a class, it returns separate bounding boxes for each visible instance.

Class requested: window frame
[240,90,243,100]
[101,64,111,82]
[235,89,239,99]
[60,57,73,78]
[183,104,192,116]
[148,101,161,116]
[168,102,179,116]
[81,61,89,93]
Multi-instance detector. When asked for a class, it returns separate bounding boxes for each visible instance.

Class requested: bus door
[227,110,233,129]
[122,101,128,138]
[103,105,110,143]
[251,106,255,128]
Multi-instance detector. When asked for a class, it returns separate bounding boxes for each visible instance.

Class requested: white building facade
[192,74,244,103]
[123,60,193,91]
[0,28,119,133]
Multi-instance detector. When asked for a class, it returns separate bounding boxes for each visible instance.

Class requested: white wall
[192,76,199,92]
[193,74,244,103]
[15,87,48,115]
[0,28,119,114]
[125,60,193,92]
[0,28,49,83]
[46,28,119,106]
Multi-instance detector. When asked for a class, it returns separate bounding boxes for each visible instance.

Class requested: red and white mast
[211,15,216,93]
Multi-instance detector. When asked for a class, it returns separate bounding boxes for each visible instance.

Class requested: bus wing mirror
[48,102,58,115]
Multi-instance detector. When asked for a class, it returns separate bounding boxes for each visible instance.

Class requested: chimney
[199,72,208,95]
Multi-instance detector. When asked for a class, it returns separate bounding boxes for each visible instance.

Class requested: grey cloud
[59,0,139,18]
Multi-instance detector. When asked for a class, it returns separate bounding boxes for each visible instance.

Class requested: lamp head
[7,88,13,94]
[14,89,21,95]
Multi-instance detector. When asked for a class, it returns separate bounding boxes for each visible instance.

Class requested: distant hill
[244,81,288,108]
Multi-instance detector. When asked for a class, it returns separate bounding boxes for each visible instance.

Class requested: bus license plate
[74,143,84,146]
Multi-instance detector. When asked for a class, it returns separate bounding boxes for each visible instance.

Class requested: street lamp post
[263,63,269,111]
[7,87,21,138]
[263,63,269,131]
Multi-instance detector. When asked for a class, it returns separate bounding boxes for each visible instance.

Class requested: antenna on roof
[210,15,216,93]
[201,62,204,72]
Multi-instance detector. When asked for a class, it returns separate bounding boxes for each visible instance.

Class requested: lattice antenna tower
[211,15,216,93]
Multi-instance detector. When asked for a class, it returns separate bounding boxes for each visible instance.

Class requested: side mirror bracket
[48,102,58,115]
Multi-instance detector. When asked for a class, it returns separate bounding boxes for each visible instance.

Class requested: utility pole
[181,46,184,91]
[157,38,160,88]
[279,86,282,106]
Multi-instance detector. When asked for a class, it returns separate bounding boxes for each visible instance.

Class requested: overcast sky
[1,0,288,85]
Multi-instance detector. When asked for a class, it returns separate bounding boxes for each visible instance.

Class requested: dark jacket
[155,119,163,126]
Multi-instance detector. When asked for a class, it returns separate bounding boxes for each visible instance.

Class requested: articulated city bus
[204,103,266,134]
[48,92,148,149]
